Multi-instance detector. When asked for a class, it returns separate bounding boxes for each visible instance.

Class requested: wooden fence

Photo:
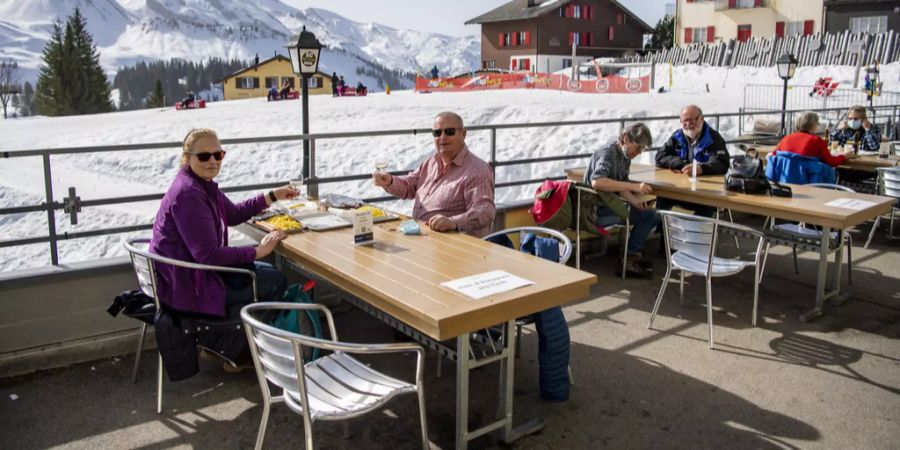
[630,30,899,68]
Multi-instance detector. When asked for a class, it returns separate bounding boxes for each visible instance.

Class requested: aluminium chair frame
[241,302,429,450]
[647,210,767,349]
[124,237,258,414]
[865,166,900,248]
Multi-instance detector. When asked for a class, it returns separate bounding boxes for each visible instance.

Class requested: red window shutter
[588,6,594,20]
[569,32,574,45]
[512,59,518,70]
[707,26,715,43]
[498,33,504,47]
[512,33,518,46]
[524,59,530,70]
[804,20,814,35]
[775,21,784,38]
[754,0,763,6]
[687,0,693,2]
[609,26,614,41]
[582,6,587,19]
[728,0,736,7]
[684,28,692,43]
[617,14,623,25]
[524,31,531,46]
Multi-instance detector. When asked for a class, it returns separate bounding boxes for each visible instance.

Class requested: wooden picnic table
[751,142,900,172]
[566,163,894,321]
[246,217,596,449]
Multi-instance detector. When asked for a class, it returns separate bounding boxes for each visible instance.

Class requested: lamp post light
[287,26,323,189]
[776,53,798,136]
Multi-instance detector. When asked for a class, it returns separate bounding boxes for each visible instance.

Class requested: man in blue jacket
[655,104,729,218]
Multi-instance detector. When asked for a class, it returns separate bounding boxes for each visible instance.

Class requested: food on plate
[264,214,302,231]
[356,205,387,218]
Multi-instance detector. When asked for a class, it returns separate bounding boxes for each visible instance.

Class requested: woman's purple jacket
[149,167,267,316]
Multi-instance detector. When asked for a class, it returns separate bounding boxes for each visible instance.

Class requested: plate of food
[327,204,400,223]
[254,214,304,234]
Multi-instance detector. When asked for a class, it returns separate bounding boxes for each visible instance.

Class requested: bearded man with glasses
[373,111,495,237]
[654,104,729,218]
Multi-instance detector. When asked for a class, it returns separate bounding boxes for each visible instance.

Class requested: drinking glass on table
[289,176,306,199]
[374,161,389,175]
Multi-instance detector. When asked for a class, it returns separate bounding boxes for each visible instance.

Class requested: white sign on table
[824,198,878,211]
[441,270,534,300]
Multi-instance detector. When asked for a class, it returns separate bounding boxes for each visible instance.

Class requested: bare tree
[0,58,21,119]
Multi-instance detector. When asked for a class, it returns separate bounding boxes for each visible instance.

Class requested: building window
[483,60,495,69]
[309,76,322,89]
[280,77,295,89]
[265,77,279,88]
[737,24,752,42]
[608,26,615,41]
[236,77,258,89]
[562,58,573,69]
[850,16,888,34]
[686,27,711,43]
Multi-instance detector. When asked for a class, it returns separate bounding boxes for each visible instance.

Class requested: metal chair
[647,211,767,349]
[762,183,854,284]
[573,184,631,278]
[864,167,900,248]
[123,237,258,414]
[482,227,573,356]
[241,302,428,450]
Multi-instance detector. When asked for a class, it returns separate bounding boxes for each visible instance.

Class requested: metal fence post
[489,128,497,176]
[42,153,59,266]
[308,138,318,200]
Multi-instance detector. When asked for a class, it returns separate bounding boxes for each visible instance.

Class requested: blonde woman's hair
[179,128,219,166]
[795,111,819,133]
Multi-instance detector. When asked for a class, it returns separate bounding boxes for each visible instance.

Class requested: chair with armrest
[123,237,257,414]
[647,211,767,349]
[241,302,428,450]
[864,167,900,247]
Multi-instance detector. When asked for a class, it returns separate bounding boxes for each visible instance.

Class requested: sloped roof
[466,0,652,32]
[219,54,329,84]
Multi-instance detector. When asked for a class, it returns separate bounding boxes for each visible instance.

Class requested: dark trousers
[222,261,288,319]
[593,205,659,255]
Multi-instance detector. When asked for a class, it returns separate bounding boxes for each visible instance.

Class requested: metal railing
[744,84,900,118]
[1,104,898,269]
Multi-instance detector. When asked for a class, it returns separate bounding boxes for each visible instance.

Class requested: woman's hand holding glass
[273,184,301,201]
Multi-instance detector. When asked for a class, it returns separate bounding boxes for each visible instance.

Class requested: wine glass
[374,161,388,175]
[290,176,305,199]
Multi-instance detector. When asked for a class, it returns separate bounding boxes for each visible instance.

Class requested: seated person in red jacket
[774,111,857,167]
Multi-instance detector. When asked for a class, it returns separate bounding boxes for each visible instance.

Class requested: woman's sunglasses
[189,151,226,162]
[431,128,458,137]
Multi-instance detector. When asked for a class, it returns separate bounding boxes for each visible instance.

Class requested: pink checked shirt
[385,145,496,237]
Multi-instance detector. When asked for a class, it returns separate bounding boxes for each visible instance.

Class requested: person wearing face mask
[584,122,659,277]
[830,105,881,152]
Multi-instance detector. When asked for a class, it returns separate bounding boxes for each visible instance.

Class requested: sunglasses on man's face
[431,128,458,138]
[189,150,226,162]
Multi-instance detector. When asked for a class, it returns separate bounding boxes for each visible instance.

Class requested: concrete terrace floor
[1,217,899,450]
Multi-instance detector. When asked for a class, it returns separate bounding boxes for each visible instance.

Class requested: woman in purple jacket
[150,128,298,323]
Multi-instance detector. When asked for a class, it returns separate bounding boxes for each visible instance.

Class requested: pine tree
[650,16,675,51]
[35,8,113,116]
[146,79,165,107]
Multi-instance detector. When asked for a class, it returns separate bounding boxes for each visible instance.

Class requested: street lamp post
[287,26,323,190]
[776,53,798,136]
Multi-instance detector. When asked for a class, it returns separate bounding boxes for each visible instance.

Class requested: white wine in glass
[290,177,305,198]
[374,162,388,174]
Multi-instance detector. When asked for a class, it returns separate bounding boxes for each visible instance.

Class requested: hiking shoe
[618,254,653,278]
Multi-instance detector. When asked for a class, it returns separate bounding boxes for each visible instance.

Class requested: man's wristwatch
[267,190,278,203]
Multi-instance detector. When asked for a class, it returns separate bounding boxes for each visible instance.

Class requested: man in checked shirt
[373,111,496,237]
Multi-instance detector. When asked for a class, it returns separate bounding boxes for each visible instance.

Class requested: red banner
[415,71,650,94]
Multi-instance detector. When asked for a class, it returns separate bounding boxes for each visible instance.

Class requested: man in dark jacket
[331,72,338,97]
[655,104,729,217]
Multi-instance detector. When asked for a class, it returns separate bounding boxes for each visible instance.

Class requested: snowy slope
[0,0,480,88]
[1,62,897,272]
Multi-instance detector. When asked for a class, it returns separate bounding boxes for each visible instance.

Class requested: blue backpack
[270,281,324,361]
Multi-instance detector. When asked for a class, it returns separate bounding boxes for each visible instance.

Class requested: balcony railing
[715,0,768,11]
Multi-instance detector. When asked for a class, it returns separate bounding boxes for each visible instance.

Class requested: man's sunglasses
[431,128,458,137]
[189,151,226,162]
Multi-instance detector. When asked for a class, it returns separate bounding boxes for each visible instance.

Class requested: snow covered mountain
[0,0,480,89]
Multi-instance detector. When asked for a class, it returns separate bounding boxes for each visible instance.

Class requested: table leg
[455,335,471,450]
[830,230,851,306]
[801,226,831,322]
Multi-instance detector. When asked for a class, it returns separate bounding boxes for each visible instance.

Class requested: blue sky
[282,1,668,37]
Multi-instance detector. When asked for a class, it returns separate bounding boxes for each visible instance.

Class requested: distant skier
[180,91,195,108]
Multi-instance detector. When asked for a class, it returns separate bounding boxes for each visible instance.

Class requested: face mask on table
[847,119,862,130]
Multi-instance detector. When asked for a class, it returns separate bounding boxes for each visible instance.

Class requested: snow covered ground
[1,62,898,272]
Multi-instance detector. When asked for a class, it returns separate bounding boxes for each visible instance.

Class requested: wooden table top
[752,143,900,172]
[566,164,894,230]
[276,222,597,341]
